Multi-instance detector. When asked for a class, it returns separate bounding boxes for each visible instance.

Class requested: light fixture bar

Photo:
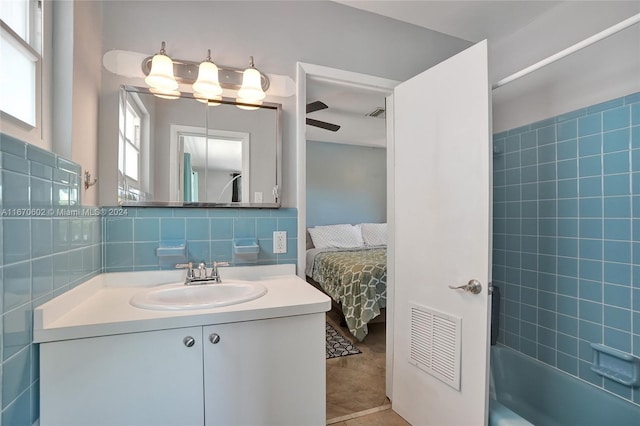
[141,56,270,92]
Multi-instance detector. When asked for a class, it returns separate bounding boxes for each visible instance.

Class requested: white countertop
[34,264,331,343]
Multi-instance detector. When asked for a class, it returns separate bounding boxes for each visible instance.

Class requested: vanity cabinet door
[202,313,326,426]
[40,326,205,426]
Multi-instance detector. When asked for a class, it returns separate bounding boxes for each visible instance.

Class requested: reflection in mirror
[118,85,281,207]
[179,129,249,203]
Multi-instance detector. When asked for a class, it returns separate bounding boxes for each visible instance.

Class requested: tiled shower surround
[492,92,640,406]
[0,133,297,424]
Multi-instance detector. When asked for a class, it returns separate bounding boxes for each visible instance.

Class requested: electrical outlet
[273,231,287,254]
[254,192,263,203]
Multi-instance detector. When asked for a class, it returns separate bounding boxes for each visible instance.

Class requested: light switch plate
[273,231,287,254]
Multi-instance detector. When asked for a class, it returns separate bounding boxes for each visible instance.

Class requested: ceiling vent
[366,107,386,118]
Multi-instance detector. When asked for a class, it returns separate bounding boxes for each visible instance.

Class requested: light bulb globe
[193,61,223,98]
[145,54,178,91]
[237,67,265,102]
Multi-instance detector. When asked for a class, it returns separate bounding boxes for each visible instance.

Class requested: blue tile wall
[493,93,640,407]
[0,134,102,425]
[102,207,298,271]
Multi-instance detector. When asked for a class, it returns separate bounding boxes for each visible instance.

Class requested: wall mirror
[118,85,281,207]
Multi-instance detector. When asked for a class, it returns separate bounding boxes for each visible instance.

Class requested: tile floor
[326,311,408,425]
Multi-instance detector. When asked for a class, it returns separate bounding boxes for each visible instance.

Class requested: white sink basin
[130,281,268,310]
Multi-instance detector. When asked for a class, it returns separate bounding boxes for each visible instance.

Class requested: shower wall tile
[492,93,640,408]
[603,106,630,131]
[604,129,629,152]
[579,114,602,136]
[0,133,102,422]
[589,98,625,114]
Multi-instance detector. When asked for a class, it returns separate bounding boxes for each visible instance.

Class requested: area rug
[326,322,362,359]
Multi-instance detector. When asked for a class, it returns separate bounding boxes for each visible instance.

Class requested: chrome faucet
[210,261,230,283]
[197,262,207,279]
[175,262,195,281]
[176,261,229,285]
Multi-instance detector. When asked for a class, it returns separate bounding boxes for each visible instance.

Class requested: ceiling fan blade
[306,100,328,114]
[306,118,341,132]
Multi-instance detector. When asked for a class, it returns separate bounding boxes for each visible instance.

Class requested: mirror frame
[118,85,282,208]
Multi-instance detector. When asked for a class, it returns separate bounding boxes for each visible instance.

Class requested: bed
[305,223,387,341]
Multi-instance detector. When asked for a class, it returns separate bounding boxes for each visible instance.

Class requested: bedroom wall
[306,140,386,228]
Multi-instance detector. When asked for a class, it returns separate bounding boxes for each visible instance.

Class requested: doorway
[296,63,398,422]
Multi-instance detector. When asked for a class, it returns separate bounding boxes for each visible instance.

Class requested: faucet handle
[210,261,229,283]
[176,262,195,279]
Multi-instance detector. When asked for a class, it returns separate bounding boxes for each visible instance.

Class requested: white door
[389,40,492,425]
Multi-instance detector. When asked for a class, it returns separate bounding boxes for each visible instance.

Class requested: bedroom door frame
[295,62,398,397]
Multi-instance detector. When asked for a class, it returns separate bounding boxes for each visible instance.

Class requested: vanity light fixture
[236,57,265,110]
[237,56,266,103]
[144,42,179,94]
[141,44,270,105]
[192,49,223,100]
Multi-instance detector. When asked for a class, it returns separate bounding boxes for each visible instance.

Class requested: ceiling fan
[306,101,341,132]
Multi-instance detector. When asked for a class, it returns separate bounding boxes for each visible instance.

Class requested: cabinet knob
[183,336,196,347]
[209,333,221,344]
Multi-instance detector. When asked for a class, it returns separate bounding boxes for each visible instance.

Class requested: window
[0,0,42,127]
[119,100,141,182]
[118,91,151,203]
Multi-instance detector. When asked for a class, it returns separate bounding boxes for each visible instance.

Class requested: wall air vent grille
[409,303,462,391]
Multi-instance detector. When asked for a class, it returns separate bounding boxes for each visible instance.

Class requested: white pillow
[308,224,364,249]
[361,223,387,246]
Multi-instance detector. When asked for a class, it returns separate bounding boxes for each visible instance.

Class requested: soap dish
[590,343,640,387]
[233,238,260,264]
[156,240,187,259]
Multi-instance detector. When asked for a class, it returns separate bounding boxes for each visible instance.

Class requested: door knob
[183,336,196,347]
[449,279,482,294]
[209,333,221,344]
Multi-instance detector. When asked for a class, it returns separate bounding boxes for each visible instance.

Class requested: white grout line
[326,404,393,425]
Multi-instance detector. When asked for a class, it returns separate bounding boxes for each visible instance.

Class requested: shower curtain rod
[492,12,640,90]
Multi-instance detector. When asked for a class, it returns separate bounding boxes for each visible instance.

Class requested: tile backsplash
[102,207,298,271]
[492,92,640,406]
[0,132,299,424]
[1,133,102,425]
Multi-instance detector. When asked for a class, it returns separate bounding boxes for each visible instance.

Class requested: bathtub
[490,345,640,426]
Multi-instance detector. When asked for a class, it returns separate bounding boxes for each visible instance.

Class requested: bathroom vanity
[34,265,331,426]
